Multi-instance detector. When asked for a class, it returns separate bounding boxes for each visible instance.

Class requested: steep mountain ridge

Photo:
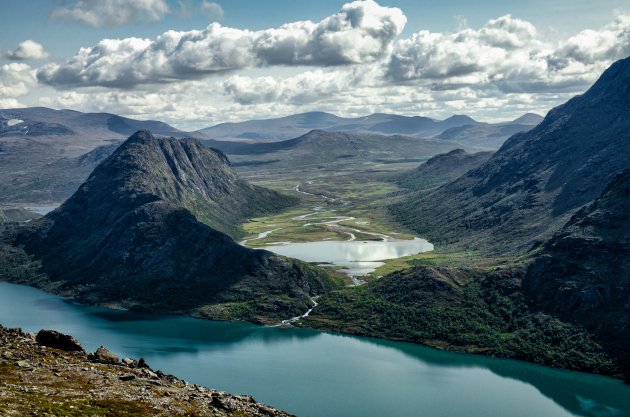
[392,56,630,253]
[2,131,337,322]
[65,131,297,237]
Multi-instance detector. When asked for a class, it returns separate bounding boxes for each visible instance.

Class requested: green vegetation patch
[303,265,619,377]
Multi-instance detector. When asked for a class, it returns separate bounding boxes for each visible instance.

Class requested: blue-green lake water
[1,282,628,417]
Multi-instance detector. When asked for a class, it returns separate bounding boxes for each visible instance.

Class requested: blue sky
[1,0,629,129]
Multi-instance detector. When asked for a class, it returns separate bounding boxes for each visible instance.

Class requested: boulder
[89,346,119,364]
[35,329,83,352]
[121,357,137,367]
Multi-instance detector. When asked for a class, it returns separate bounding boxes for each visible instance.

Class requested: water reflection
[264,238,433,274]
[363,336,629,417]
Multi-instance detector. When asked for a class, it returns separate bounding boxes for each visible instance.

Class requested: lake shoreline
[1,278,625,383]
[1,280,629,417]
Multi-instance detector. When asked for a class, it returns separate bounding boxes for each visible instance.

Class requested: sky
[0,0,629,130]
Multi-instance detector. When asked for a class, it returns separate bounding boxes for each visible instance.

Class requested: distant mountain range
[0,107,190,154]
[0,107,543,156]
[436,117,542,150]
[199,111,543,149]
[203,129,466,171]
[1,131,340,322]
[0,106,538,204]
[392,56,630,254]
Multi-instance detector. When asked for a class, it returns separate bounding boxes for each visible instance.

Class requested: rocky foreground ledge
[0,325,294,416]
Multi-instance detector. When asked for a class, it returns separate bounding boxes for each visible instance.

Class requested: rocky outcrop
[89,346,119,364]
[35,329,84,352]
[0,325,293,416]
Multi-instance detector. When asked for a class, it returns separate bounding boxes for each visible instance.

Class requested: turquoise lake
[1,281,628,417]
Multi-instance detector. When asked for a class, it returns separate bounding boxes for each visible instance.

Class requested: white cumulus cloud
[38,0,406,88]
[386,13,630,93]
[549,13,630,69]
[50,0,170,27]
[222,68,371,105]
[5,40,50,61]
[387,15,547,84]
[0,63,38,108]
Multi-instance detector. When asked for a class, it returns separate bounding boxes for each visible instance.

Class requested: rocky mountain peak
[5,130,336,322]
[70,130,289,237]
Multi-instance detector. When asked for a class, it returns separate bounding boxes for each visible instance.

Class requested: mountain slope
[392,56,630,254]
[0,207,41,223]
[59,131,296,238]
[0,141,121,204]
[506,113,544,125]
[1,131,337,322]
[437,122,539,150]
[524,169,630,377]
[395,149,494,192]
[304,265,618,377]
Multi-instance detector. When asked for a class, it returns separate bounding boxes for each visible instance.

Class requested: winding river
[1,282,628,417]
[252,182,435,279]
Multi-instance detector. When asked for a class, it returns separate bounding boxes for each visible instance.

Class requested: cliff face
[392,56,630,253]
[3,131,339,323]
[524,169,630,378]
